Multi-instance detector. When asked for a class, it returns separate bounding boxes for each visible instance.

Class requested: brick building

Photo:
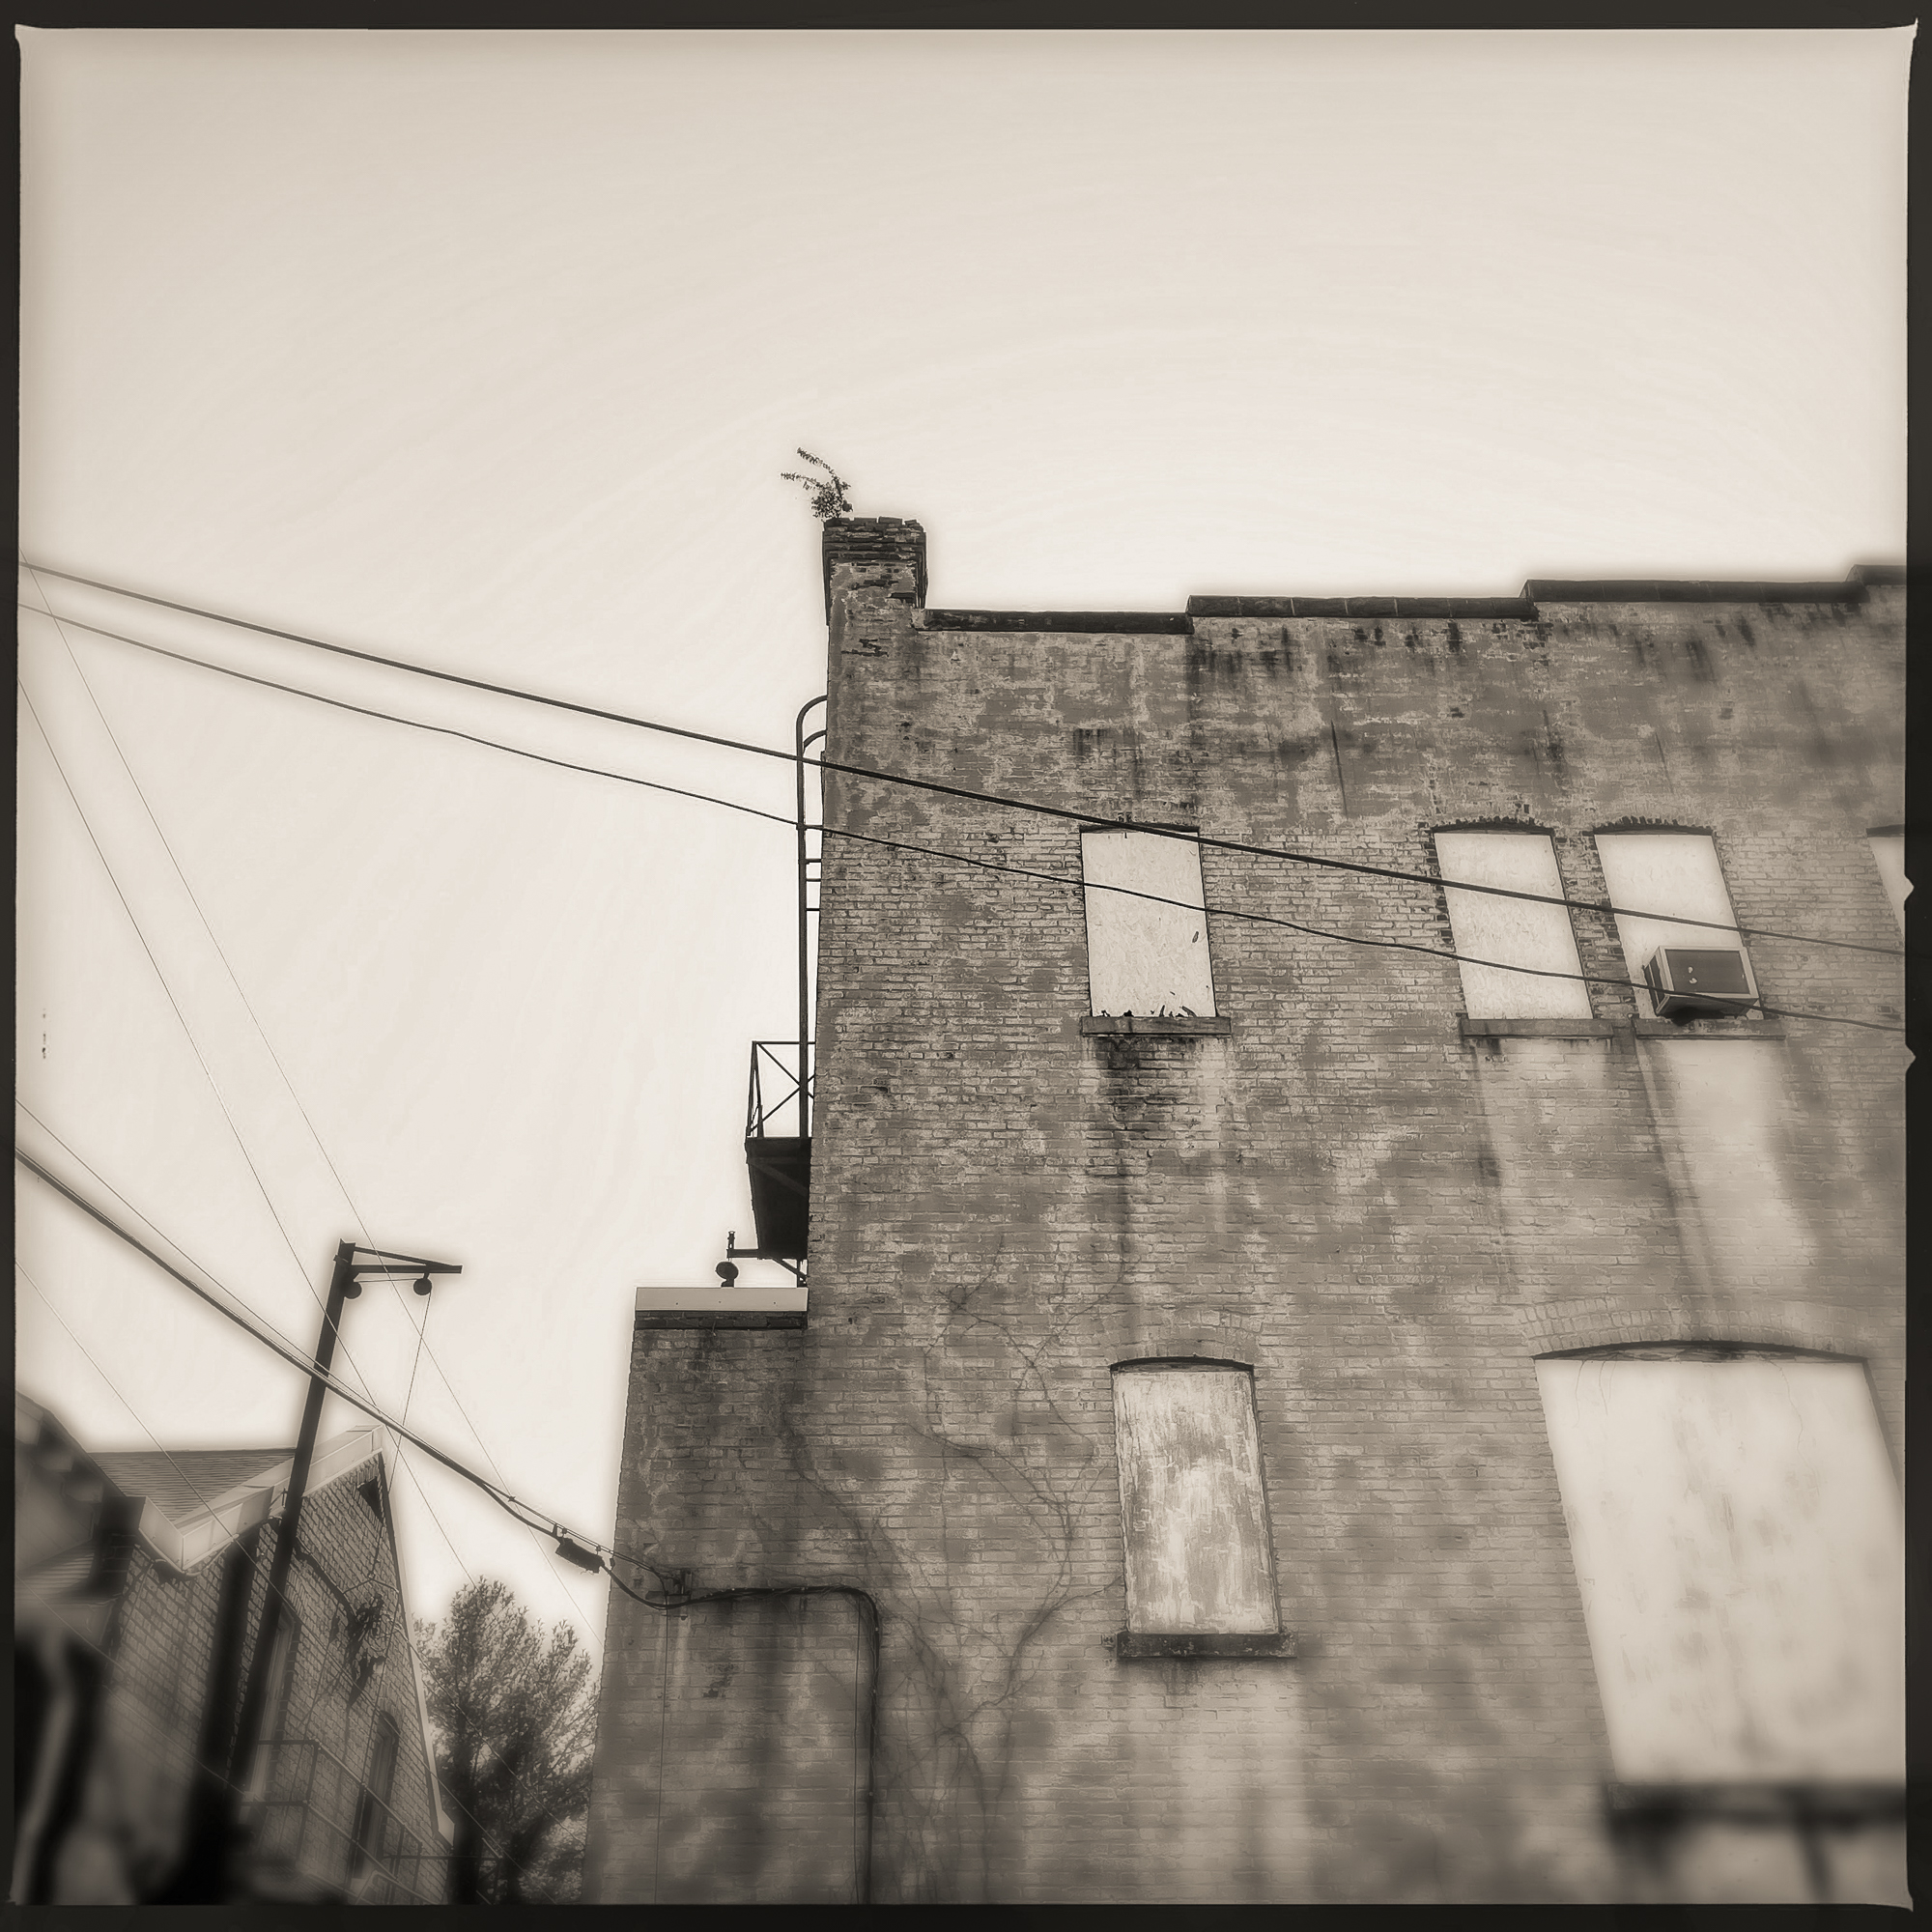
[14,1392,450,1903]
[583,519,1908,1905]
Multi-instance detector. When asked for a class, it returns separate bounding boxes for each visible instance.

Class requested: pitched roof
[92,1448,298,1525]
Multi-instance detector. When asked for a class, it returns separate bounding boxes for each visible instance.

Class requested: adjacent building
[14,1392,451,1904]
[584,519,1908,1905]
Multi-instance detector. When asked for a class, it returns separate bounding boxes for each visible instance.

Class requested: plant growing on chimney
[781,449,852,519]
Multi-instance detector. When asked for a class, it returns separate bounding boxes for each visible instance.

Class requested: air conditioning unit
[1642,946,1757,1019]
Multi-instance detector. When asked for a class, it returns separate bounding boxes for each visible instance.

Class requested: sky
[15,27,1911,1668]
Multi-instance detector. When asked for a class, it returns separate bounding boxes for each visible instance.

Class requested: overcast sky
[15,27,1910,1662]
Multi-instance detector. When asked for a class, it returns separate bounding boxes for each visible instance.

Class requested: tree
[412,1580,598,1903]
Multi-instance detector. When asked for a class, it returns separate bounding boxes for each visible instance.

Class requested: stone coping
[1605,1781,1905,1822]
[1081,1014,1232,1037]
[1110,1630,1298,1661]
[1458,1016,1786,1041]
[635,1286,808,1330]
[1460,1016,1616,1039]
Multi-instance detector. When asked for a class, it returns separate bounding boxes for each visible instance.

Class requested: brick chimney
[822,517,927,623]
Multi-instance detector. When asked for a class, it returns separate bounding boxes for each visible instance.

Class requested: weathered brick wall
[585,521,1904,1904]
[589,1586,870,1903]
[100,1458,447,1900]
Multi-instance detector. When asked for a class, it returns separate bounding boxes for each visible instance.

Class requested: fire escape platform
[745,1132,810,1260]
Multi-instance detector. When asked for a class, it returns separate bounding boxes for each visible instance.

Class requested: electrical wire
[22,579,475,1584]
[22,1123,693,1664]
[16,676,393,1413]
[13,1144,606,1561]
[14,565,1910,961]
[15,1260,238,1540]
[16,1097,314,1364]
[21,582,596,1634]
[18,607,1907,1033]
[23,1273,519,1893]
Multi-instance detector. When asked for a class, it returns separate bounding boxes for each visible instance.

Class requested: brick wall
[585,522,1905,1904]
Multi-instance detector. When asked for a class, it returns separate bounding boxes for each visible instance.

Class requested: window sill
[1632,1016,1786,1040]
[1109,1629,1297,1660]
[1458,1016,1787,1042]
[1605,1781,1904,1824]
[1082,1015,1232,1037]
[1459,1016,1615,1040]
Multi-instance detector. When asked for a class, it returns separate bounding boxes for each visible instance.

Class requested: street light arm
[349,1248,462,1274]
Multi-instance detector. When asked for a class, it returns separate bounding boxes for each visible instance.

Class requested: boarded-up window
[1081,830,1216,1018]
[1435,831,1593,1018]
[1535,1351,1904,1784]
[1866,827,1908,933]
[1593,832,1757,1019]
[1111,1364,1276,1634]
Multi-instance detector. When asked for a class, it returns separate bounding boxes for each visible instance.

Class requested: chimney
[822,517,927,623]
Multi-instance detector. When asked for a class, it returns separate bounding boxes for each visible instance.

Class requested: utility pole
[163,1239,459,1902]
[224,1240,356,1805]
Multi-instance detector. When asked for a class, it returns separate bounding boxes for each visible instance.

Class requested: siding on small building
[14,1404,450,1905]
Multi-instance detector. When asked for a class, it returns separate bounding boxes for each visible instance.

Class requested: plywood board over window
[1866,827,1908,933]
[1535,1352,1904,1785]
[1435,831,1594,1018]
[1112,1364,1276,1634]
[1081,830,1216,1018]
[1594,832,1757,1019]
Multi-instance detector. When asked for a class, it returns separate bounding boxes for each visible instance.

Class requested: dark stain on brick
[1680,634,1719,683]
[1736,617,1756,646]
[1445,622,1463,654]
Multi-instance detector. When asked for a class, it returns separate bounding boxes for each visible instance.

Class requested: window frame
[1432,826,1596,1020]
[1533,1343,1904,1787]
[349,1713,402,1879]
[1591,827,1760,1021]
[1109,1357,1281,1642]
[1078,824,1219,1021]
[1866,825,1908,934]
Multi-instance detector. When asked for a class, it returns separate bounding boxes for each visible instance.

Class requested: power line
[21,585,595,1634]
[23,580,478,1590]
[18,680,390,1402]
[15,564,1909,962]
[16,1097,313,1364]
[20,1255,518,1881]
[23,604,1904,1034]
[16,1260,238,1539]
[14,1144,611,1564]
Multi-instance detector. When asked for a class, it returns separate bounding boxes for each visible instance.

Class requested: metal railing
[747,1040,813,1143]
[242,1736,445,1905]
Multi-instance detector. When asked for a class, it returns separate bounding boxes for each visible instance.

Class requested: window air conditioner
[1642,946,1757,1019]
